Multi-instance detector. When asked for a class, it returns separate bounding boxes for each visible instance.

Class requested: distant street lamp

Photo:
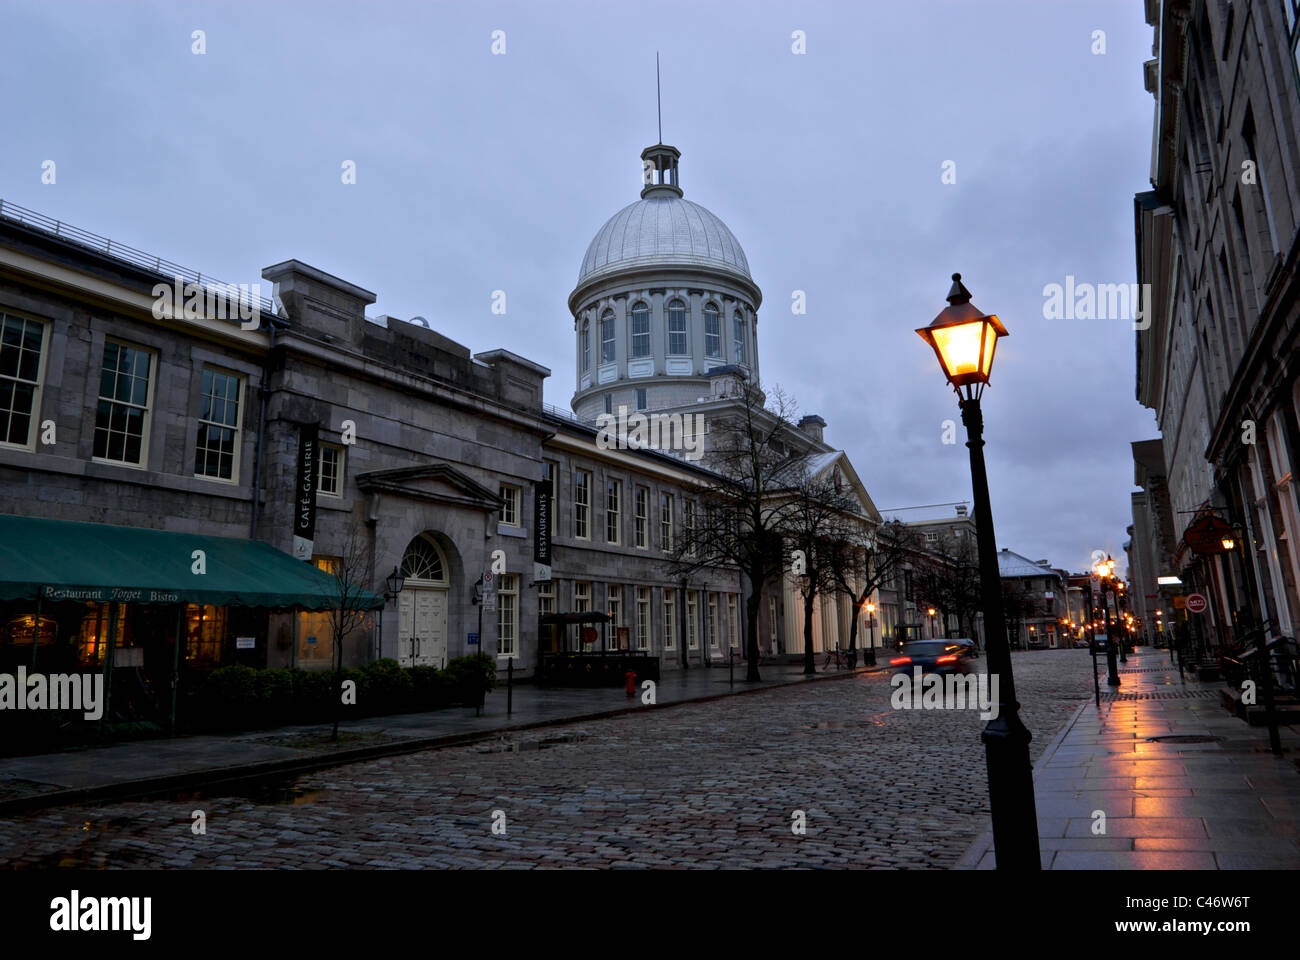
[927,607,938,640]
[865,601,877,666]
[916,272,1039,871]
[1095,557,1120,684]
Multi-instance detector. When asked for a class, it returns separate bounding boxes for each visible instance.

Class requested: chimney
[798,414,826,444]
[261,260,376,346]
[955,504,968,517]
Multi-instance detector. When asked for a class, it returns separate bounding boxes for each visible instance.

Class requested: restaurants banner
[292,423,319,560]
[533,483,552,583]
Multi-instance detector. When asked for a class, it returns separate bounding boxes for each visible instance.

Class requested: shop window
[5,614,57,646]
[663,588,677,650]
[185,604,226,666]
[297,557,339,666]
[77,602,131,667]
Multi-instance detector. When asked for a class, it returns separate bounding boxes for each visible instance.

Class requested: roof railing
[0,198,274,315]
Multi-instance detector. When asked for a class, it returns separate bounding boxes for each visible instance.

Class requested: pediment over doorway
[355,462,502,512]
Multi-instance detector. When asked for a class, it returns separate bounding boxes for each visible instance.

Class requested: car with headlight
[889,640,976,675]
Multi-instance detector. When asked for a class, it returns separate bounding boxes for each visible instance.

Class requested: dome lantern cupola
[641,143,682,199]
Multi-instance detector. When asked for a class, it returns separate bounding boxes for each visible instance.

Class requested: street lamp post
[378,566,406,662]
[917,272,1040,870]
[927,607,937,640]
[1096,558,1120,686]
[866,602,877,666]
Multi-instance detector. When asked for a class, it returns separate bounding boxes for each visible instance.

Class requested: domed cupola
[570,143,762,422]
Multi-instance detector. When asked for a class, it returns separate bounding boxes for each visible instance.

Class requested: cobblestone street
[0,651,1095,869]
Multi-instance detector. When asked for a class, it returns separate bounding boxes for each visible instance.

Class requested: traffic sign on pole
[1186,593,1208,614]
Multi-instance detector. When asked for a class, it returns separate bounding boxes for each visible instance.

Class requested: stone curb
[0,663,887,817]
[952,699,1090,870]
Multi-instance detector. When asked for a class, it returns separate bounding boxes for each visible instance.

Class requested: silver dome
[577,196,751,287]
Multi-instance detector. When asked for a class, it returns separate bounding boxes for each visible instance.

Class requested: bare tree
[829,519,921,666]
[780,463,864,674]
[665,373,801,682]
[323,519,377,741]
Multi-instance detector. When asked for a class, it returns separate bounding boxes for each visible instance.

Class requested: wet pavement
[959,647,1300,869]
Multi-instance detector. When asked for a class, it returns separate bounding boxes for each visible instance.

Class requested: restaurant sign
[533,483,552,583]
[42,586,182,604]
[293,423,320,560]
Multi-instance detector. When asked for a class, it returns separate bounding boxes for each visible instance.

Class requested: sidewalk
[958,647,1300,869]
[0,659,880,815]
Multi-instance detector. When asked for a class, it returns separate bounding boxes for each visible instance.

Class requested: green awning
[0,514,383,611]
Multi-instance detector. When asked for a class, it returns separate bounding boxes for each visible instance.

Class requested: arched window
[733,313,748,365]
[400,533,448,584]
[581,319,590,372]
[600,309,616,364]
[630,302,650,358]
[703,303,721,358]
[667,299,688,355]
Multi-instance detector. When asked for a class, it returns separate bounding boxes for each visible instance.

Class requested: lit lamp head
[866,602,875,613]
[916,273,1009,402]
[1221,536,1236,551]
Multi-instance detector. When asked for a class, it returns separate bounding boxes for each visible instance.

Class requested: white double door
[397,586,448,667]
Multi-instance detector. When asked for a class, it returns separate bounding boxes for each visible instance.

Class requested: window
[606,478,621,544]
[538,581,555,617]
[636,586,650,651]
[663,588,677,650]
[0,312,47,448]
[604,394,612,415]
[687,591,699,649]
[708,593,719,648]
[297,557,339,666]
[77,602,130,667]
[630,302,650,358]
[704,303,721,358]
[600,309,615,364]
[93,341,154,466]
[574,581,591,613]
[194,367,243,481]
[667,300,688,354]
[733,315,747,364]
[574,470,591,539]
[607,584,623,639]
[769,596,778,653]
[319,443,344,497]
[499,484,521,526]
[542,460,559,537]
[660,492,675,552]
[635,485,649,548]
[185,604,226,666]
[497,574,518,657]
[728,595,739,649]
[581,319,590,372]
[684,500,696,557]
[635,388,647,411]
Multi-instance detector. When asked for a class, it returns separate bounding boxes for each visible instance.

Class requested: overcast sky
[1,0,1158,576]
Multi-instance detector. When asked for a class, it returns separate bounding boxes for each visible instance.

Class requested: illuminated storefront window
[185,604,226,666]
[77,602,131,667]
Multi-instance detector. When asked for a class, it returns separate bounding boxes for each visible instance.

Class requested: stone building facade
[1133,0,1300,649]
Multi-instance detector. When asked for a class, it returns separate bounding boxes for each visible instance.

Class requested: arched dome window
[600,310,616,364]
[703,303,721,359]
[667,299,687,355]
[733,312,748,365]
[630,302,651,358]
[581,318,590,372]
[399,533,448,585]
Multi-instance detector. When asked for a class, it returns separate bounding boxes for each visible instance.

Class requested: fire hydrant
[625,670,637,697]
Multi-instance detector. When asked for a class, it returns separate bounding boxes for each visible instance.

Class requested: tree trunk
[802,592,816,674]
[745,589,763,682]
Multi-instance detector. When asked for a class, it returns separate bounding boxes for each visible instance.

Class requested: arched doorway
[397,533,450,668]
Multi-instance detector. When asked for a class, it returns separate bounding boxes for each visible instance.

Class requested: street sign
[468,632,480,646]
[1186,593,1208,614]
[1172,596,1187,609]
